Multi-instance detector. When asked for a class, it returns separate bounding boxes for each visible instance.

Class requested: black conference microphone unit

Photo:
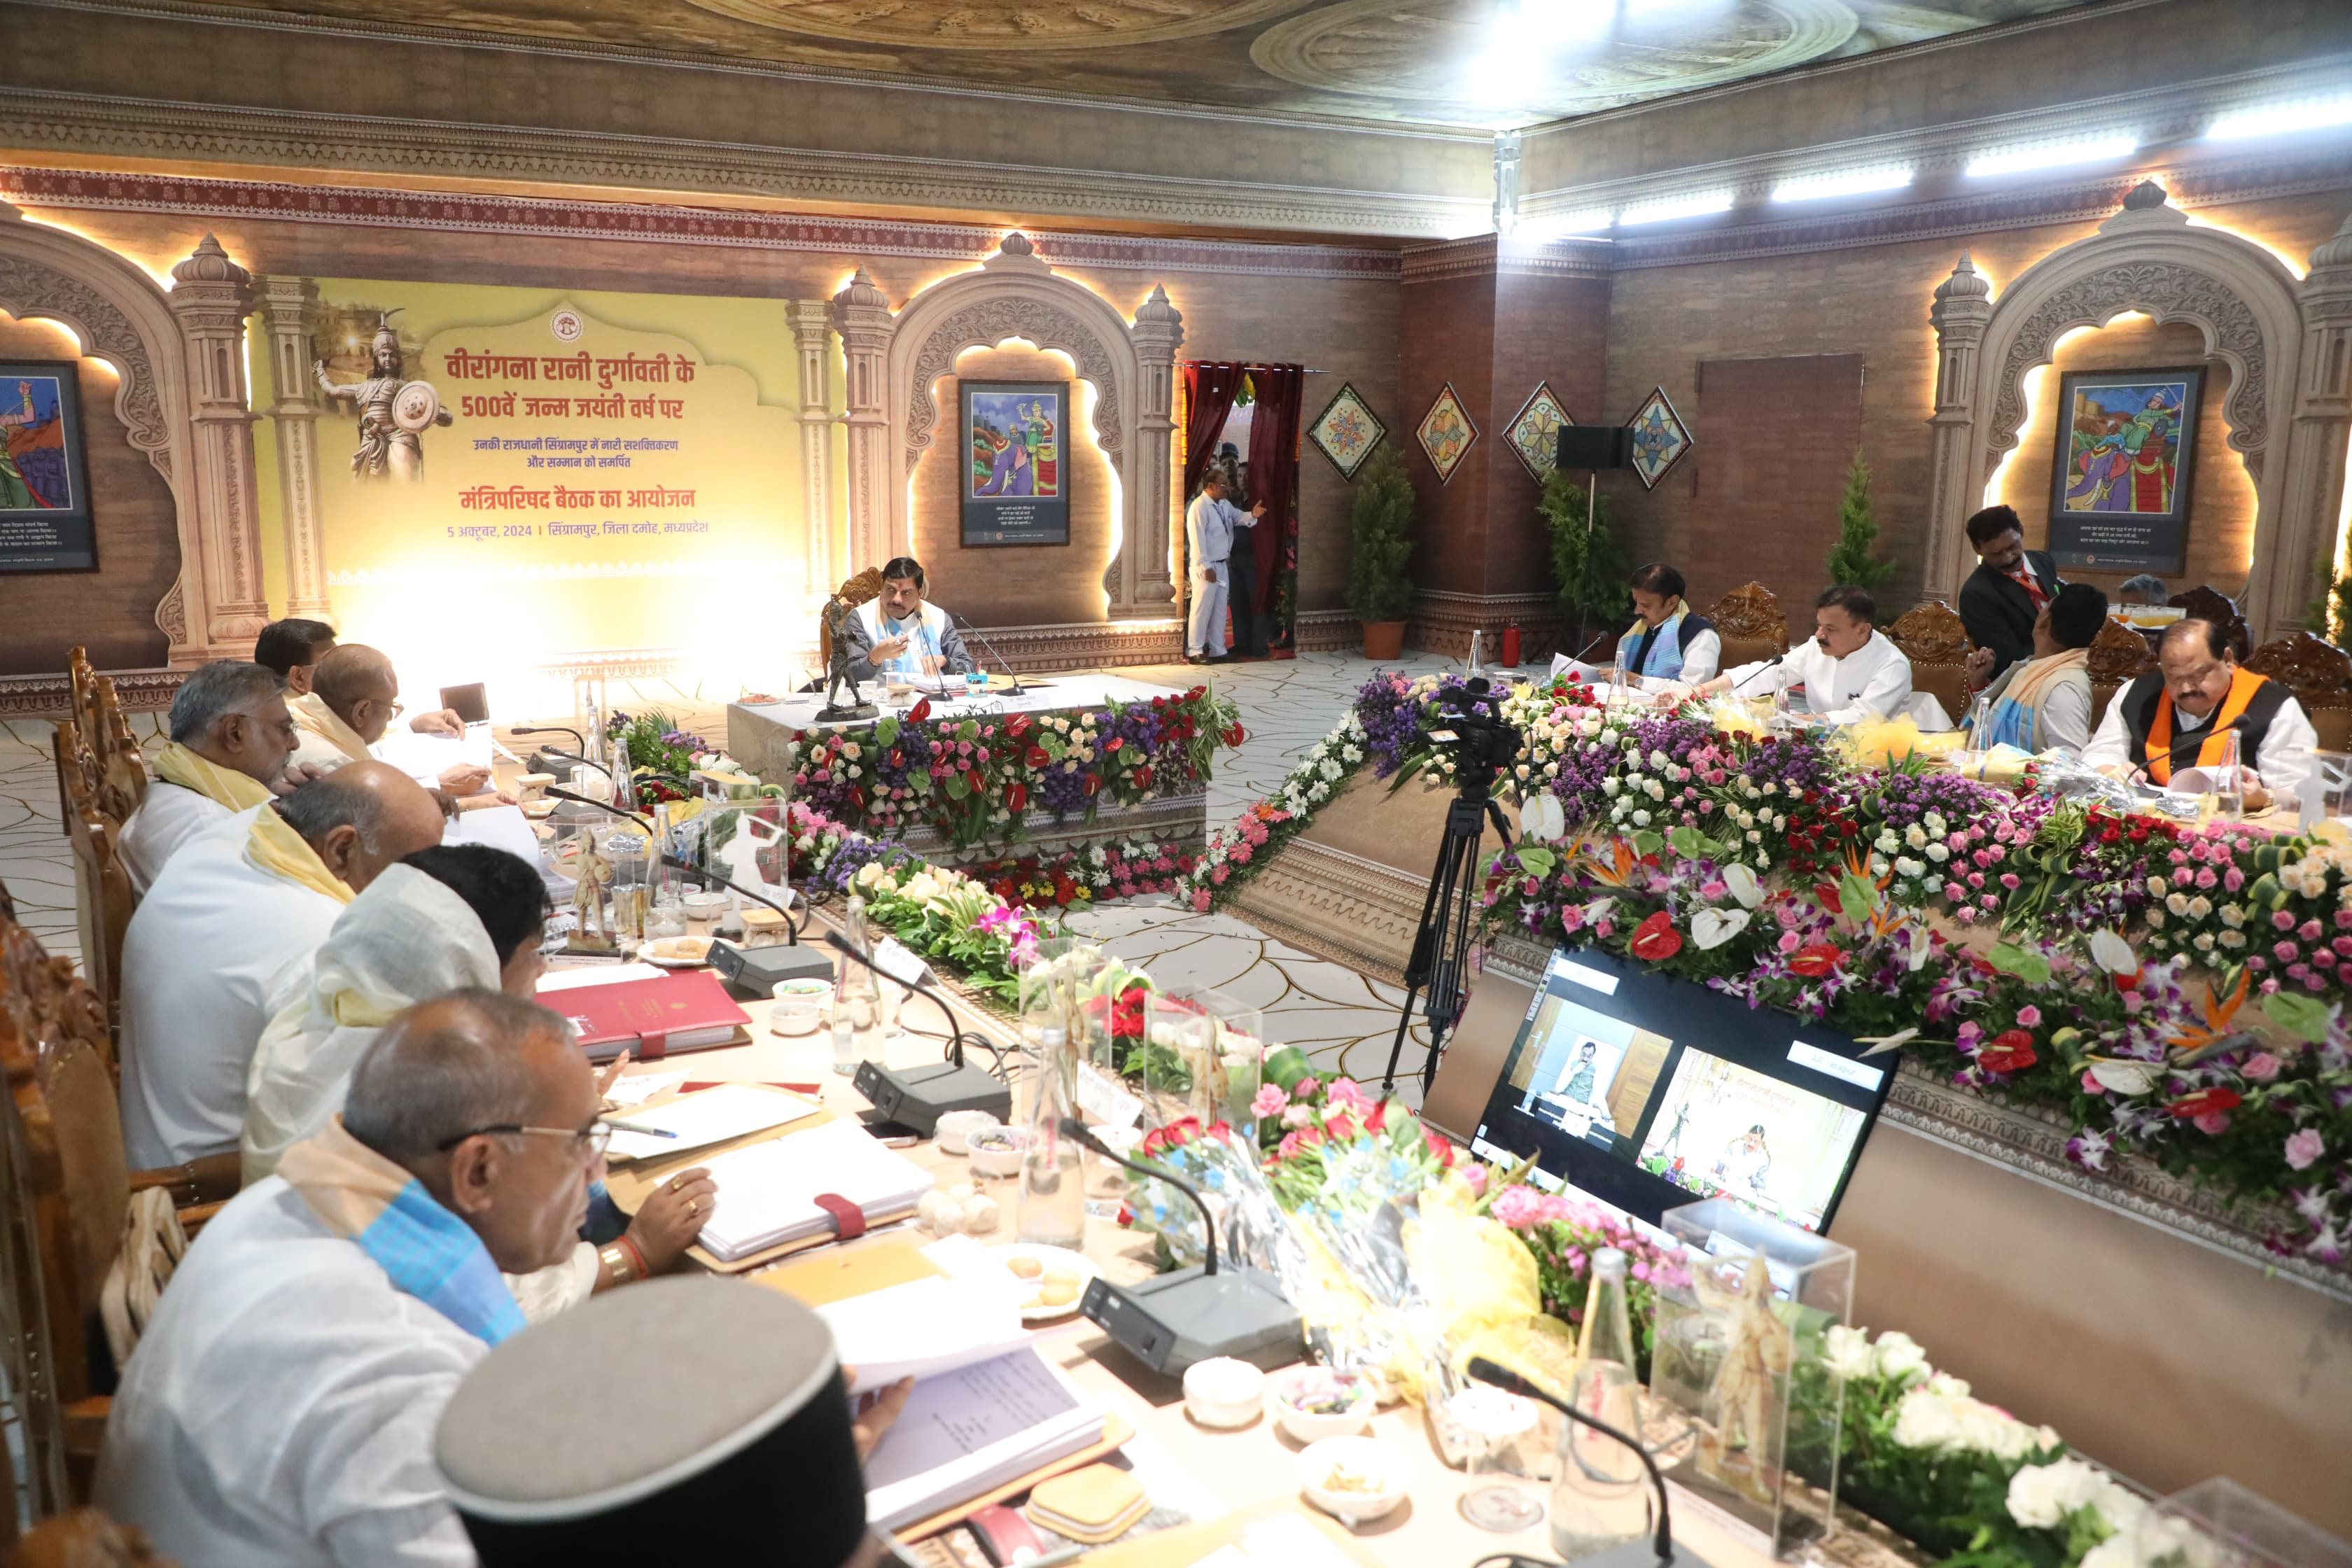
[512,727,601,779]
[951,612,1032,697]
[1464,1356,1712,1568]
[1062,1118,1302,1373]
[825,930,1012,1134]
[655,851,838,994]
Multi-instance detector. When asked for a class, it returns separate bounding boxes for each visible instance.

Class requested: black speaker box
[1556,425,1633,471]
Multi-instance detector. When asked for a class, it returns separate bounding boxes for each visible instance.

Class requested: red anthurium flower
[1134,765,1154,790]
[1363,1099,1388,1136]
[847,787,865,811]
[1224,724,1247,746]
[1326,1112,1359,1141]
[1005,783,1028,813]
[1186,685,1207,701]
[888,748,904,769]
[2166,1087,2242,1119]
[1082,774,1101,797]
[1424,1128,1455,1167]
[1630,911,1682,962]
[1975,1030,2037,1074]
[906,697,932,724]
[1105,736,1124,754]
[1024,745,1049,769]
[1006,713,1032,740]
[1787,944,1842,978]
[1813,883,1843,913]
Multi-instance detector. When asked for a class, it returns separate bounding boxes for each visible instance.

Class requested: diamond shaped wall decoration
[1307,381,1385,480]
[1416,382,1478,485]
[1626,386,1693,491]
[1504,382,1572,482]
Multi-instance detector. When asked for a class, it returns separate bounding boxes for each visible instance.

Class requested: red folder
[545,970,751,1061]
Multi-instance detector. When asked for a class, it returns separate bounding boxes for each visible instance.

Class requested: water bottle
[1018,1025,1087,1249]
[1553,1250,1651,1561]
[839,893,883,1068]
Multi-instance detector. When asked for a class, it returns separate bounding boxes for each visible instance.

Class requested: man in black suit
[1957,505,2064,685]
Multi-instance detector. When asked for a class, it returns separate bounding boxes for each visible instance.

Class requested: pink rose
[1462,1164,1489,1196]
[1251,1084,1288,1117]
[1777,931,1801,955]
[2284,1128,2325,1170]
[1282,1103,1315,1129]
[2016,1005,2042,1028]
[2241,1051,2281,1082]
[2276,941,2300,962]
[2193,1110,2232,1135]
[2274,910,2298,931]
[1491,1186,1548,1229]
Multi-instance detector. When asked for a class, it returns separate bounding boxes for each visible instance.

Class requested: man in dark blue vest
[1613,563,1719,685]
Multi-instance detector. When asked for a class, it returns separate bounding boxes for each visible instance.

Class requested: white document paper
[861,1348,1102,1531]
[443,803,541,864]
[536,962,666,993]
[601,1070,688,1108]
[817,1275,1029,1390]
[372,722,493,785]
[694,1119,935,1260]
[601,1082,819,1162]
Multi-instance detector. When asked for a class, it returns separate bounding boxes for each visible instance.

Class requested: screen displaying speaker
[1556,426,1634,471]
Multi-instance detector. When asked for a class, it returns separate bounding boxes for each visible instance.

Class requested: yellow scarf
[244,805,356,906]
[152,741,274,813]
[291,692,372,763]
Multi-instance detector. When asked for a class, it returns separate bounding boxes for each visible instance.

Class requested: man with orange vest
[2082,617,2316,811]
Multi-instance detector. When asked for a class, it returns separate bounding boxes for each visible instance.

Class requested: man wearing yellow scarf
[120,662,302,895]
[290,643,489,794]
[118,762,445,1170]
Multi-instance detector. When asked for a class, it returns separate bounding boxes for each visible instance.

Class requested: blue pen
[603,1119,679,1139]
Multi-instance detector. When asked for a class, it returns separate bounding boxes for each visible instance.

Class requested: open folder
[862,1347,1107,1534]
[691,1119,934,1262]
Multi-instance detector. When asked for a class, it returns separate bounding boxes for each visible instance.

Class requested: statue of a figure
[315,313,451,481]
[570,836,617,953]
[818,595,876,721]
[1696,1251,1794,1505]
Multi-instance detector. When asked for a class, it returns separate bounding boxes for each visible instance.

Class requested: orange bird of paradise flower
[2162,969,2250,1060]
[1575,834,1644,888]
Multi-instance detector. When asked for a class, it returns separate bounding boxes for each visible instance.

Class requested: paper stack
[692,1119,935,1262]
[862,1347,1107,1532]
[599,1082,818,1162]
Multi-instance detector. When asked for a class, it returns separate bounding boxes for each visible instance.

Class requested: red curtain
[1244,365,1303,633]
[1180,362,1245,503]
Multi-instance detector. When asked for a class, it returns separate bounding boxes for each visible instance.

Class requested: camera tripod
[1379,771,1517,1098]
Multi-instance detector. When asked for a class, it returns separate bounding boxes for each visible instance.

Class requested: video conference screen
[1469,946,1892,1232]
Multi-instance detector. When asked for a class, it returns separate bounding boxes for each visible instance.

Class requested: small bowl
[1266,1366,1377,1445]
[771,998,825,1037]
[967,1125,1029,1179]
[1297,1436,1406,1525]
[1182,1357,1266,1430]
[934,1110,1002,1156]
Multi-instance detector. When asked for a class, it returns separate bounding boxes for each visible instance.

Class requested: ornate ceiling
[198,0,2108,127]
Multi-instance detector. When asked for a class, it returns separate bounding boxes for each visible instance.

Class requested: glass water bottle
[836,893,882,1070]
[1018,1025,1086,1249]
[1553,1248,1653,1562]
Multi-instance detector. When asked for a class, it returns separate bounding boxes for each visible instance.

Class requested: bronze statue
[818,595,876,721]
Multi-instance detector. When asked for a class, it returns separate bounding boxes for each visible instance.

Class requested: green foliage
[1537,469,1631,642]
[1347,444,1417,623]
[1824,447,1898,592]
[2328,573,2352,650]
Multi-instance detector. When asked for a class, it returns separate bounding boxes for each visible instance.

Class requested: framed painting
[1417,382,1478,485]
[0,361,94,573]
[1308,381,1385,479]
[2045,366,2202,575]
[1506,382,1573,482]
[1625,386,1692,491]
[960,380,1071,547]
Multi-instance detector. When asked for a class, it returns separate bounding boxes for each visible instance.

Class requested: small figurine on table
[569,836,618,953]
[1697,1250,1793,1505]
[817,595,877,722]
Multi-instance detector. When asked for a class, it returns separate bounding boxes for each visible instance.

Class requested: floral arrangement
[1252,1068,1468,1215]
[606,708,708,804]
[967,836,1203,911]
[788,687,1241,850]
[1176,714,1366,913]
[1481,1172,1689,1372]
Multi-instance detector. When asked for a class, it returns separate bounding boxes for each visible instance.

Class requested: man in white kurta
[97,992,608,1567]
[2081,617,2320,809]
[840,556,976,684]
[120,661,301,895]
[1184,470,1264,662]
[117,764,446,1170]
[1690,586,1917,724]
[290,643,485,795]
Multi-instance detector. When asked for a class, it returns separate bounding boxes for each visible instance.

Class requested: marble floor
[4,650,1465,1098]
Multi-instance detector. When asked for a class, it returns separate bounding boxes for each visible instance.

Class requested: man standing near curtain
[1185,471,1264,664]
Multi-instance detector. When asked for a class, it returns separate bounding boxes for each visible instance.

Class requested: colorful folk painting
[2053,369,2201,519]
[1417,382,1478,484]
[1506,382,1572,482]
[1627,387,1693,491]
[969,388,1062,499]
[0,374,71,512]
[1308,382,1385,480]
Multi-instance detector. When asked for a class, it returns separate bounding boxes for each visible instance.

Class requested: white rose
[1872,1330,1931,1385]
[1632,809,1652,827]
[2080,1537,2136,1568]
[2187,896,2211,918]
[1876,832,1900,853]
[1891,1387,1961,1450]
[2220,906,2244,927]
[1821,1324,1876,1380]
[2005,1458,2106,1529]
[1905,825,1928,849]
[2166,892,2190,916]
[1927,844,1949,862]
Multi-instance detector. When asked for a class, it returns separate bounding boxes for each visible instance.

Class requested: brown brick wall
[1397,269,1499,599]
[1686,354,1864,629]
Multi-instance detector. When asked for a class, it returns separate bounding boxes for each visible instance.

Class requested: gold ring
[687,1199,700,1217]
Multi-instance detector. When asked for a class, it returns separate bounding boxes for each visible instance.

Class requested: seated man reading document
[1966,582,2108,756]
[118,660,302,895]
[290,643,488,795]
[2082,617,2318,810]
[843,556,977,685]
[99,993,620,1566]
[1614,562,1720,685]
[1681,586,1916,724]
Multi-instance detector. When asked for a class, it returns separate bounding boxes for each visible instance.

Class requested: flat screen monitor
[1466,945,1891,1233]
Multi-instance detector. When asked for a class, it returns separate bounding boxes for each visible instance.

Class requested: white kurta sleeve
[2081,692,2135,773]
[287,1329,481,1565]
[2257,695,2320,808]
[2037,679,2092,755]
[1680,628,1722,684]
[1819,643,1912,725]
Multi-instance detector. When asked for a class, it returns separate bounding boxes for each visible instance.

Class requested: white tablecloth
[736,673,1189,732]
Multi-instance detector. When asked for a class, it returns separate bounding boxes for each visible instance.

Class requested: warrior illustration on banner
[315,312,453,482]
[2062,382,2186,514]
[0,377,66,511]
[969,391,1060,499]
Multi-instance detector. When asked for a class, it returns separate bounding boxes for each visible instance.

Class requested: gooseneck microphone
[510,724,587,754]
[1058,1118,1218,1275]
[951,611,1028,696]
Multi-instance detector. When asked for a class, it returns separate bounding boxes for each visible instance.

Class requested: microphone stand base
[1078,1264,1301,1376]
[1555,1532,1717,1568]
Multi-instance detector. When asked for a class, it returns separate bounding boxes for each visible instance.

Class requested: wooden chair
[0,915,236,1506]
[1889,599,1971,729]
[2166,585,2250,659]
[819,566,888,674]
[1704,582,1790,673]
[52,731,136,1060]
[94,679,148,818]
[2244,631,2352,755]
[6,1507,174,1565]
[2088,615,2160,729]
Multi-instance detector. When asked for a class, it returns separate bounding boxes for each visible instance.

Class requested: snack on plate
[1007,1254,1044,1280]
[646,935,712,962]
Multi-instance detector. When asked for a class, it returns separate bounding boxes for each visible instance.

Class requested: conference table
[595,930,1898,1568]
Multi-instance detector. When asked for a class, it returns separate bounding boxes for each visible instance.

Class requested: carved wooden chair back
[820,566,889,671]
[2166,585,2249,660]
[1704,582,1790,672]
[52,729,135,1058]
[1889,600,1971,727]
[94,680,148,817]
[2087,615,2160,730]
[2243,631,2352,705]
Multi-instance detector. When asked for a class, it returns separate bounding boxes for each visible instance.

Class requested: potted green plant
[1538,469,1630,653]
[1349,444,1415,660]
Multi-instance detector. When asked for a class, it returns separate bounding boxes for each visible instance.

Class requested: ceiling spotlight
[1771,167,1914,202]
[2207,92,2352,142]
[1616,190,1734,225]
[1965,135,2138,178]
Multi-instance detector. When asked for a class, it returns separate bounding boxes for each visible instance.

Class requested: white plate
[639,939,715,967]
[983,1242,1100,1322]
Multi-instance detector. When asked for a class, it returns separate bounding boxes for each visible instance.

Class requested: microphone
[510,724,587,752]
[531,748,612,780]
[1728,652,1786,695]
[951,611,1027,696]
[659,851,800,946]
[542,784,649,826]
[1466,1356,1693,1568]
[823,930,1012,1133]
[1059,1118,1217,1275]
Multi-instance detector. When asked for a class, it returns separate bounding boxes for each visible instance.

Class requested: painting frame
[959,379,1072,549]
[1625,386,1693,492]
[0,359,95,574]
[1416,381,1478,486]
[1307,380,1385,480]
[2045,365,2204,576]
[1505,381,1574,483]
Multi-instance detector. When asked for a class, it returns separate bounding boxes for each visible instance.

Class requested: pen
[601,1119,679,1138]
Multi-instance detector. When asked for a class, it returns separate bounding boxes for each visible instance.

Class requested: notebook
[599,1082,820,1162]
[552,969,750,1061]
[862,1347,1107,1533]
[692,1119,936,1262]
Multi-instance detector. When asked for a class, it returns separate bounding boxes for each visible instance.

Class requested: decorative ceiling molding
[0,88,1484,241]
[1399,236,1611,283]
[0,167,1405,281]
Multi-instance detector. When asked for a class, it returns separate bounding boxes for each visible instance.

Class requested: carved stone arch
[0,205,262,664]
[835,233,1182,620]
[1922,185,2315,640]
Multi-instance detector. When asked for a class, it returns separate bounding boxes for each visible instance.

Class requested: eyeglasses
[386,700,407,720]
[435,1121,612,1160]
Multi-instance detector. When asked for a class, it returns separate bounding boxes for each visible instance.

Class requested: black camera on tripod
[1424,678,1525,790]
